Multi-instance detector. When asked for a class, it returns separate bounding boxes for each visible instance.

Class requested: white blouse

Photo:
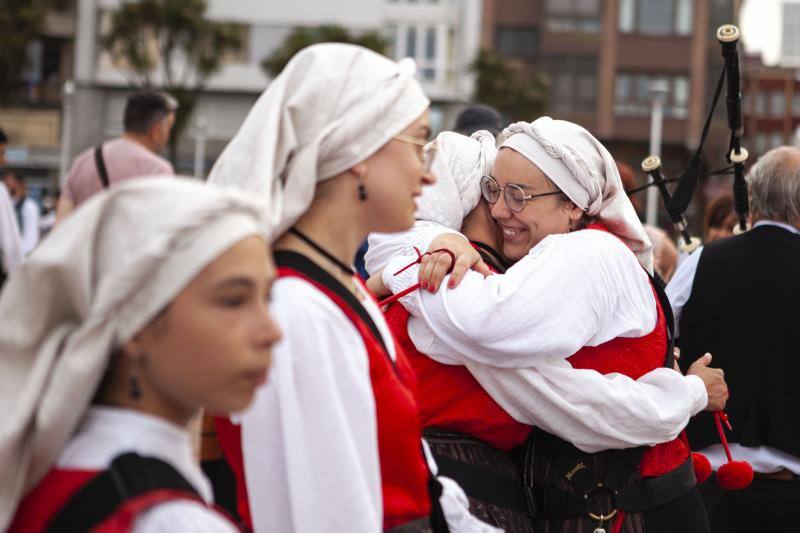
[56,406,236,533]
[368,223,707,453]
[241,275,497,533]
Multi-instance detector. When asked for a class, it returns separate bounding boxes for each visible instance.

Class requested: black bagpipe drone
[630,24,749,254]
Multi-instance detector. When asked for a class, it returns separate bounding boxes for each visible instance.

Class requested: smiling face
[125,235,282,419]
[360,110,436,233]
[489,147,582,261]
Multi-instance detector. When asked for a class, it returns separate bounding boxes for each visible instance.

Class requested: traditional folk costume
[371,119,711,533]
[207,44,494,532]
[0,178,267,532]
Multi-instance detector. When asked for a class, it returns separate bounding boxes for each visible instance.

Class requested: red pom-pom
[691,452,713,484]
[717,461,754,490]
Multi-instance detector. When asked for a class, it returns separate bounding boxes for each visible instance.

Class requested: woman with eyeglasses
[370,118,727,533]
[1,178,281,532]
[207,44,495,533]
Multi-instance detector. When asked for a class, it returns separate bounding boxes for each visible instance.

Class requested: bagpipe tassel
[713,411,754,490]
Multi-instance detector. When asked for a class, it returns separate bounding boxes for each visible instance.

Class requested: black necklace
[289,228,355,277]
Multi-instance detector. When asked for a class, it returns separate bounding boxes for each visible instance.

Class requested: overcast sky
[740,0,799,64]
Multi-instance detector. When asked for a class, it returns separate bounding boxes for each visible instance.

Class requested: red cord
[378,248,455,307]
[714,411,734,463]
[612,510,626,533]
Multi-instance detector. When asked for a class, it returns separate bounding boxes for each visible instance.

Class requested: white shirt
[16,196,40,255]
[56,406,236,532]
[666,220,800,475]
[0,184,22,274]
[369,223,708,453]
[242,275,497,533]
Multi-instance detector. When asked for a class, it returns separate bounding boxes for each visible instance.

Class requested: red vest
[385,303,532,451]
[216,265,432,531]
[8,468,209,532]
[384,226,687,477]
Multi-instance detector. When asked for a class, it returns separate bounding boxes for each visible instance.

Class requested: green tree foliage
[471,49,549,123]
[102,0,243,163]
[0,0,71,99]
[262,25,388,77]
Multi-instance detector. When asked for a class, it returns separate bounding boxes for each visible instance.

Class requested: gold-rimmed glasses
[393,134,437,173]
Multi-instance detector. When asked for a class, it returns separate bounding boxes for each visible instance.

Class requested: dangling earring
[128,358,142,400]
[357,183,368,201]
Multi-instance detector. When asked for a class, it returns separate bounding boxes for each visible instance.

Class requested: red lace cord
[714,411,734,462]
[379,248,455,307]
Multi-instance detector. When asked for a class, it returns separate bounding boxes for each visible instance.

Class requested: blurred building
[1,0,482,186]
[780,2,800,67]
[71,0,481,180]
[481,0,742,225]
[742,53,800,157]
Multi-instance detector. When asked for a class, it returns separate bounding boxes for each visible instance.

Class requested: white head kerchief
[0,177,267,529]
[208,43,430,240]
[414,130,497,230]
[501,117,653,273]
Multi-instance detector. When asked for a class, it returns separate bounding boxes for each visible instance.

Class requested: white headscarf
[208,43,430,240]
[0,177,267,529]
[501,117,653,273]
[414,130,497,230]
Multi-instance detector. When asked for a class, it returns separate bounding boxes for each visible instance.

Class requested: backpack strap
[94,144,111,189]
[46,452,201,532]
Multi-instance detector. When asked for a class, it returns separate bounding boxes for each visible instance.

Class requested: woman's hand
[366,269,390,297]
[418,234,492,292]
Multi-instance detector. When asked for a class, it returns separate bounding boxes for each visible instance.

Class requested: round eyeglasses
[393,134,437,173]
[480,175,563,213]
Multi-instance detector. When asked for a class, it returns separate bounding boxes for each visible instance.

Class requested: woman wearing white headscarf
[373,118,725,532]
[0,177,282,532]
[207,43,494,532]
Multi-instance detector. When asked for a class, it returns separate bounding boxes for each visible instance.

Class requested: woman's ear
[349,162,368,180]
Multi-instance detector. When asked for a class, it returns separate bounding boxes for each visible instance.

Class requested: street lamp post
[646,79,669,227]
[59,80,76,188]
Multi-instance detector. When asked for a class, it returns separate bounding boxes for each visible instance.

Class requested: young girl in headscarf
[0,177,282,532]
[373,118,729,533]
[208,44,494,532]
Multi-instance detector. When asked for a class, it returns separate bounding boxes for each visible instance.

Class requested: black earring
[358,183,367,201]
[128,373,142,400]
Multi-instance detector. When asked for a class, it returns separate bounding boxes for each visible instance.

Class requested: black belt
[433,453,530,515]
[532,457,697,519]
[387,516,434,533]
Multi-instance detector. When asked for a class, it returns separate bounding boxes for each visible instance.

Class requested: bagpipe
[631,24,750,254]
[632,24,756,490]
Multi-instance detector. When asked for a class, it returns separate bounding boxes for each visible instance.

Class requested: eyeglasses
[393,134,437,173]
[480,175,562,213]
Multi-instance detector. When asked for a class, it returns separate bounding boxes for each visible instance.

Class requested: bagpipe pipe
[630,24,749,254]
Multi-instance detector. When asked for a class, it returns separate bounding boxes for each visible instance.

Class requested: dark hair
[702,193,736,239]
[454,105,503,136]
[123,91,177,135]
[0,127,7,144]
[616,161,642,214]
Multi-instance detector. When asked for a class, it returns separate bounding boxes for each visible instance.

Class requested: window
[794,92,800,116]
[614,72,691,118]
[756,92,767,115]
[495,27,538,58]
[545,0,601,33]
[393,23,446,83]
[769,132,784,149]
[545,56,598,114]
[770,91,785,117]
[619,0,694,35]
